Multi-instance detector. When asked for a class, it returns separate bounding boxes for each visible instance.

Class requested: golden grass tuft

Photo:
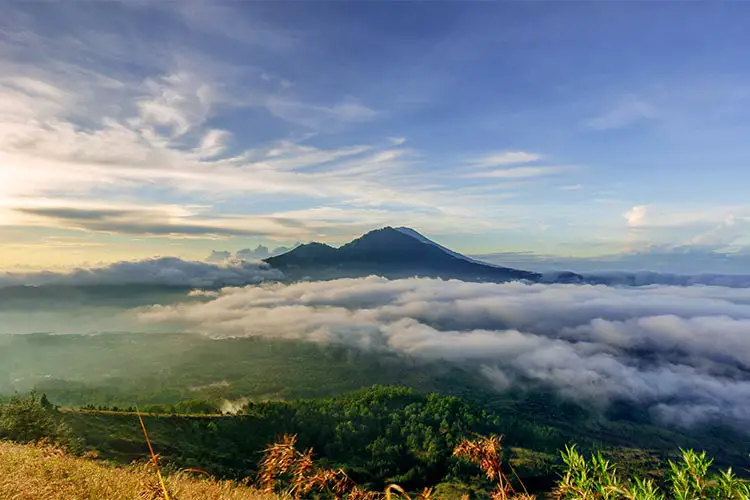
[256,434,538,500]
[0,440,276,500]
[453,435,534,500]
[258,434,369,499]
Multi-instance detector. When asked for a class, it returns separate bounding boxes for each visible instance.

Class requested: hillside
[3,333,749,483]
[0,440,274,500]
[265,227,545,282]
[3,412,749,500]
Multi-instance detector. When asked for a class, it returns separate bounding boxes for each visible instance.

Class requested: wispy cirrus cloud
[587,97,658,130]
[0,1,624,265]
[624,204,750,229]
[465,165,568,179]
[468,151,542,168]
[461,151,571,180]
[14,204,309,239]
[266,97,378,131]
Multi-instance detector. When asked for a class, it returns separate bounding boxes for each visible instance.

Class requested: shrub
[556,445,750,500]
[0,393,72,444]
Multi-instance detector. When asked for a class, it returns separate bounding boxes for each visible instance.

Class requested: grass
[0,440,276,500]
[256,434,534,500]
[2,433,748,500]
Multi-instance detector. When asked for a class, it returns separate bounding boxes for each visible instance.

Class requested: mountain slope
[265,227,544,282]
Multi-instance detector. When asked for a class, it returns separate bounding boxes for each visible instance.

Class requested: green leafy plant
[556,445,749,500]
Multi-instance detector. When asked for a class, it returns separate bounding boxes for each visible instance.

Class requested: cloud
[465,166,567,179]
[0,257,283,289]
[462,152,570,181]
[197,129,232,159]
[621,204,750,252]
[473,248,750,279]
[624,204,750,229]
[138,276,750,427]
[236,245,293,260]
[206,250,232,262]
[12,203,309,239]
[469,151,542,168]
[0,9,579,247]
[624,205,648,227]
[265,97,378,130]
[0,54,515,239]
[206,245,294,262]
[588,97,658,130]
[586,271,750,288]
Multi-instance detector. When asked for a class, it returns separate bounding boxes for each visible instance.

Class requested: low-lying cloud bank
[207,245,296,262]
[0,257,283,289]
[474,247,750,276]
[138,277,750,427]
[582,271,750,288]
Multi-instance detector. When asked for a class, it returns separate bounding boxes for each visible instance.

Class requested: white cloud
[588,97,658,130]
[265,97,378,130]
[2,199,312,239]
[469,151,542,168]
[624,204,750,250]
[624,205,648,227]
[0,257,282,288]
[0,4,589,249]
[207,245,294,262]
[0,50,524,239]
[137,276,750,426]
[465,166,567,179]
[196,129,231,159]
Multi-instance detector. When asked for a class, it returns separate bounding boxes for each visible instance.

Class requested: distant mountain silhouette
[265,227,577,283]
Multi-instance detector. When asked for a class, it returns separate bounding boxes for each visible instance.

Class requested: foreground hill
[265,227,551,282]
[0,440,274,500]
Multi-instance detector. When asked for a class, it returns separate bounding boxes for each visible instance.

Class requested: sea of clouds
[137,276,750,427]
[2,257,750,427]
[0,257,282,289]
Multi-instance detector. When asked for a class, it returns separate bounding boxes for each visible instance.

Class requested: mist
[3,257,750,428]
[139,276,750,427]
[0,257,284,334]
[0,257,282,289]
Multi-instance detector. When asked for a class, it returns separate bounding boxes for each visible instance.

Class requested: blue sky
[2,1,750,269]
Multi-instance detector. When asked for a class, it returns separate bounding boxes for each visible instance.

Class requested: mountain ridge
[265,226,570,283]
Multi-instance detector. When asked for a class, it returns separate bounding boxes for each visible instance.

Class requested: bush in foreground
[557,445,749,500]
[257,434,749,500]
[0,393,72,445]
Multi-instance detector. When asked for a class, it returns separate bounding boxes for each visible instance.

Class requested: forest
[2,333,750,497]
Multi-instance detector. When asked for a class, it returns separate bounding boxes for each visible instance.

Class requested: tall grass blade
[137,406,171,500]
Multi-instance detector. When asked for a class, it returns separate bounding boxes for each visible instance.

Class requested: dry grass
[0,432,537,500]
[258,434,377,500]
[0,440,276,500]
[258,434,536,500]
[453,435,535,500]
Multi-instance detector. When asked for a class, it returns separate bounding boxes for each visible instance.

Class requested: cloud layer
[138,277,750,427]
[0,257,282,289]
[207,245,295,262]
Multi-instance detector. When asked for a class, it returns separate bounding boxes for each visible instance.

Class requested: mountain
[265,227,562,283]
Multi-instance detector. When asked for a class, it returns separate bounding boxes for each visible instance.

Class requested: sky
[2,1,750,270]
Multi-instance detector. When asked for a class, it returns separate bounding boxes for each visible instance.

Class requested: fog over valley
[2,255,750,429]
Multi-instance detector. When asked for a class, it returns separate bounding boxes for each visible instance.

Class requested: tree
[0,393,66,443]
